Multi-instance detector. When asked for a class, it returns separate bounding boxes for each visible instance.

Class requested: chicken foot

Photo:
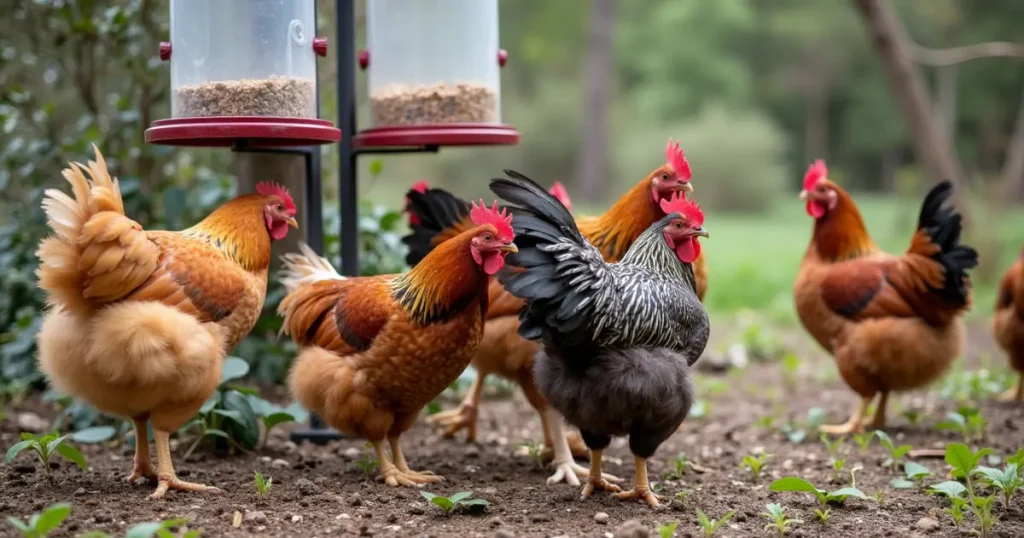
[580,449,622,499]
[615,455,661,507]
[124,418,157,484]
[819,396,871,435]
[544,409,621,486]
[858,391,888,430]
[425,370,484,441]
[151,430,220,499]
[999,373,1023,402]
[374,438,444,487]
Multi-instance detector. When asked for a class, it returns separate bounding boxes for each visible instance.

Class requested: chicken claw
[999,374,1023,402]
[616,487,661,508]
[379,464,444,487]
[425,403,478,441]
[581,477,623,498]
[151,475,221,499]
[124,462,158,484]
[819,396,872,435]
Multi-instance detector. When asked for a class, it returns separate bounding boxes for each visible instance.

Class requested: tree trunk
[1002,86,1024,201]
[935,65,958,150]
[233,153,308,270]
[850,0,966,191]
[575,0,616,204]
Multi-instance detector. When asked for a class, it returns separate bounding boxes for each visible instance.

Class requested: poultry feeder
[145,0,340,148]
[356,0,519,148]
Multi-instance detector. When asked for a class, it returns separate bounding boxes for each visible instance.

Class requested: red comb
[659,191,704,226]
[803,160,828,190]
[470,200,514,242]
[665,139,692,181]
[548,181,573,211]
[256,181,296,215]
[411,179,429,194]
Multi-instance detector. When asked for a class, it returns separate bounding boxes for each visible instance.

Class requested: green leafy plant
[974,463,1022,509]
[831,458,847,481]
[937,406,987,443]
[967,495,999,538]
[420,491,489,516]
[695,508,734,538]
[520,441,545,469]
[780,353,801,386]
[254,471,272,500]
[890,461,932,489]
[943,443,1001,537]
[355,452,379,479]
[181,358,260,456]
[852,432,873,453]
[769,477,868,507]
[740,453,769,482]
[6,432,87,479]
[813,507,831,525]
[779,407,825,444]
[873,431,911,468]
[928,479,969,526]
[656,521,679,538]
[6,503,70,538]
[245,398,307,449]
[901,409,923,427]
[81,517,201,538]
[820,433,844,462]
[670,451,688,479]
[761,503,801,537]
[674,490,690,502]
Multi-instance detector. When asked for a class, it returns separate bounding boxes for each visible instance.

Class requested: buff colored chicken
[35,146,298,498]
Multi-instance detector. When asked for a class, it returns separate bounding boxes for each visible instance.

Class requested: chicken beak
[679,182,694,194]
[286,216,299,228]
[692,226,709,238]
[798,190,809,201]
[499,242,519,254]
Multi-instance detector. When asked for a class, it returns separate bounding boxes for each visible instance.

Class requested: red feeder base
[355,123,519,148]
[145,117,341,148]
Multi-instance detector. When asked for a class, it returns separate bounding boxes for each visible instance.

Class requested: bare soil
[1,320,1022,538]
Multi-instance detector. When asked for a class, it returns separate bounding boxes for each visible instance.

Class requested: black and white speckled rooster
[490,170,710,507]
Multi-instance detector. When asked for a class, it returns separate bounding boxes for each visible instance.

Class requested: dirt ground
[1,320,1022,538]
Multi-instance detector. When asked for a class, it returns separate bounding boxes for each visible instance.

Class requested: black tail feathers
[401,188,471,266]
[916,180,979,306]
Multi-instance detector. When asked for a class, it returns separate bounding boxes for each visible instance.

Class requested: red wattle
[676,238,700,264]
[806,200,827,219]
[482,252,505,275]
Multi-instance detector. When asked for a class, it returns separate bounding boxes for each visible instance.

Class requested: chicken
[403,141,696,485]
[35,146,298,498]
[404,180,430,226]
[280,202,517,487]
[490,170,710,507]
[794,161,978,433]
[993,251,1024,402]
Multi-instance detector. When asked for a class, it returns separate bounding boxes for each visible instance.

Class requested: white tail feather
[279,242,345,291]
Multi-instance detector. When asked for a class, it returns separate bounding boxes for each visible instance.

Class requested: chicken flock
[29,141,1020,509]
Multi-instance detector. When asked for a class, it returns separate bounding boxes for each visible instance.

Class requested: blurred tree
[575,0,616,203]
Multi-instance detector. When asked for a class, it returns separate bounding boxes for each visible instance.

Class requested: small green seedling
[81,517,200,538]
[819,433,845,462]
[927,482,968,528]
[674,490,690,502]
[945,442,993,484]
[761,503,801,537]
[901,409,923,427]
[6,433,87,479]
[813,507,831,525]
[656,521,679,538]
[780,353,801,385]
[872,490,885,505]
[355,453,379,478]
[937,406,987,443]
[670,451,688,479]
[890,461,932,489]
[254,471,272,500]
[420,491,488,516]
[768,477,868,507]
[1007,448,1023,474]
[695,508,734,538]
[852,432,873,453]
[873,431,911,468]
[831,458,847,481]
[6,503,71,538]
[967,494,999,538]
[974,463,1022,509]
[740,453,769,482]
[520,441,544,469]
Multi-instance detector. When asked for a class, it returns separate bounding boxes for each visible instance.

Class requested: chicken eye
[483,233,493,242]
[661,173,669,180]
[276,204,283,211]
[675,221,683,229]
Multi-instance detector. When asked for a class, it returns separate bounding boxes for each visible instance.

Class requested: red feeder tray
[145,117,341,148]
[354,123,519,149]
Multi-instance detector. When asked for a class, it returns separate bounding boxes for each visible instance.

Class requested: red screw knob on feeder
[159,42,172,61]
[498,49,508,67]
[358,49,369,69]
[313,37,328,57]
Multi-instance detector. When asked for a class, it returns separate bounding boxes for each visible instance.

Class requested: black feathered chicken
[490,170,711,507]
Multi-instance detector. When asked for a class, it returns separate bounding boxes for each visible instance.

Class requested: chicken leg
[859,391,888,430]
[544,408,621,486]
[580,449,622,499]
[151,430,220,499]
[615,455,660,507]
[124,418,157,484]
[819,396,871,435]
[374,439,444,487]
[426,370,485,441]
[999,373,1023,402]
